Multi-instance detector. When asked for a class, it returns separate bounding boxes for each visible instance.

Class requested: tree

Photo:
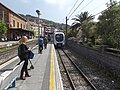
[97,4,120,48]
[106,0,117,8]
[0,21,7,40]
[82,21,96,44]
[71,11,94,43]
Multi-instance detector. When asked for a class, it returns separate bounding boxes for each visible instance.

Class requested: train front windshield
[55,34,63,42]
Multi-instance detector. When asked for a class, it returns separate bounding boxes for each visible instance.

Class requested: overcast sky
[0,0,120,25]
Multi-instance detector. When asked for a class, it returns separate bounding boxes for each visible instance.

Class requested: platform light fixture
[36,10,41,53]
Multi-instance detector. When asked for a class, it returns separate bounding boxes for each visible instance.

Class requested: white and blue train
[54,31,65,48]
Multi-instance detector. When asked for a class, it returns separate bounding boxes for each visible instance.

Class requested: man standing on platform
[43,37,47,49]
[39,36,43,53]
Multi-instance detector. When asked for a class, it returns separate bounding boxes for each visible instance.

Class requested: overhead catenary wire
[89,0,109,13]
[93,10,104,17]
[76,0,94,14]
[72,0,109,18]
[68,0,85,19]
[68,0,111,23]
[66,0,120,24]
[92,0,120,17]
[69,0,110,18]
[67,0,79,17]
[61,0,78,24]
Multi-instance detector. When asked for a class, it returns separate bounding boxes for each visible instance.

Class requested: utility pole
[65,16,68,46]
[36,10,41,54]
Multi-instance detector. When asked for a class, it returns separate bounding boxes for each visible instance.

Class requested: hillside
[19,14,67,30]
[41,18,66,30]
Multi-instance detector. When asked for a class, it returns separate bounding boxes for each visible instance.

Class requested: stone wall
[68,39,120,78]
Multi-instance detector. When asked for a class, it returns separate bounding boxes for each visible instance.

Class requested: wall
[9,13,26,29]
[68,39,120,78]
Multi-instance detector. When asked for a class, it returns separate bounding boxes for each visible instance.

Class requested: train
[53,31,65,48]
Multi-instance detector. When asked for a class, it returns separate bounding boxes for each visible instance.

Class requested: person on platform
[39,35,43,53]
[43,37,47,49]
[18,36,31,80]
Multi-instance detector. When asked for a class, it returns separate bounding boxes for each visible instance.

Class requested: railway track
[57,48,97,90]
[0,40,37,65]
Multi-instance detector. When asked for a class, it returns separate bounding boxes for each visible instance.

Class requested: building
[20,14,46,37]
[0,3,33,41]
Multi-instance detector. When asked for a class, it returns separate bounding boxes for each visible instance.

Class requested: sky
[0,0,120,25]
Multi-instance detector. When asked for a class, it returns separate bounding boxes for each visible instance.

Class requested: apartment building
[20,14,46,37]
[0,3,33,41]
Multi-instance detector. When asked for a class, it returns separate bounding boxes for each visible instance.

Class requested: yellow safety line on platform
[49,45,54,90]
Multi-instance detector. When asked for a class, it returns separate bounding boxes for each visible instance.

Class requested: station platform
[8,44,64,90]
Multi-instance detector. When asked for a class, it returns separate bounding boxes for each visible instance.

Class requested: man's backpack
[39,38,43,45]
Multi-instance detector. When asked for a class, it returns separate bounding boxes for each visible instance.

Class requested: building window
[21,24,22,28]
[13,20,15,27]
[17,22,19,28]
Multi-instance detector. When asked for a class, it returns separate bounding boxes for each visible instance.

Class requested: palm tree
[71,11,94,42]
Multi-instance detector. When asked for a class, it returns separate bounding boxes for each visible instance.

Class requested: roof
[0,3,26,21]
[9,28,33,32]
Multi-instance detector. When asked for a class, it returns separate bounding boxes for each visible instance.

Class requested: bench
[0,61,24,90]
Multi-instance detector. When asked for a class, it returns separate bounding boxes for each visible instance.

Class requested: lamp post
[65,16,68,46]
[36,10,41,53]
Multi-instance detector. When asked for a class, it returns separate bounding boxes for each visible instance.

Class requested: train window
[55,34,63,42]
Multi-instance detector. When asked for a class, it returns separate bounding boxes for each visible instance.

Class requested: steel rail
[0,41,37,66]
[62,48,97,90]
[57,49,76,90]
[0,55,17,65]
[0,46,18,56]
